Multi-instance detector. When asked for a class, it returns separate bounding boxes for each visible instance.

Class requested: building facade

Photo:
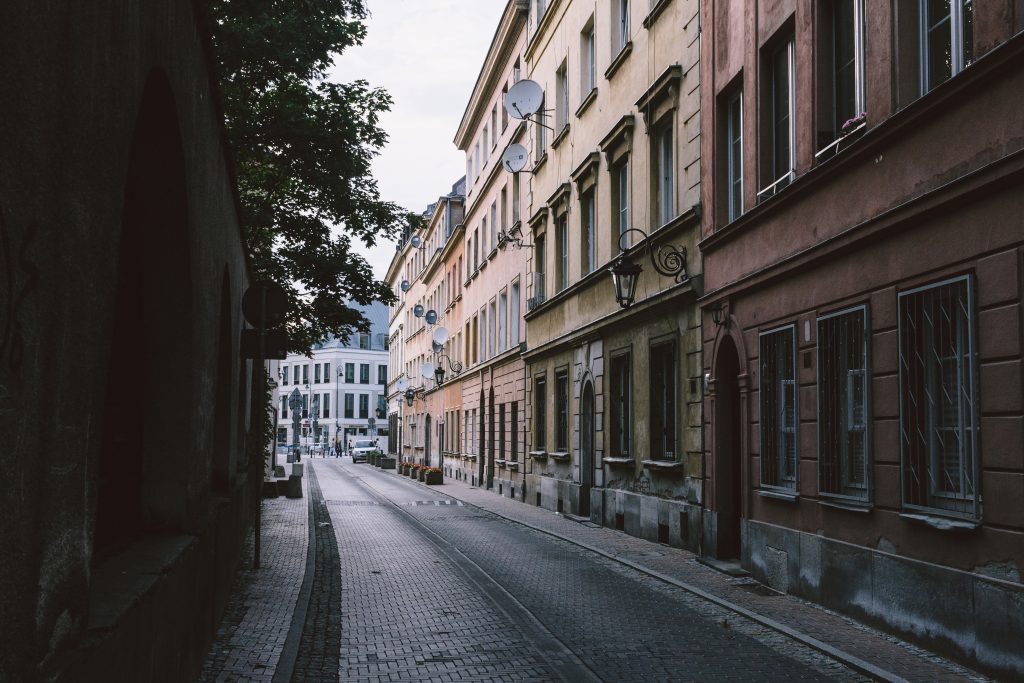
[518,0,704,545]
[275,301,390,452]
[699,1,1024,677]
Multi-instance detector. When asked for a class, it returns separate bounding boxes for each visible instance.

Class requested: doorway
[579,381,594,517]
[714,335,742,559]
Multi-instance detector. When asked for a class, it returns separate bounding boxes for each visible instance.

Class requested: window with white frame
[614,0,630,54]
[609,350,631,457]
[726,89,743,222]
[922,0,974,93]
[556,214,568,291]
[652,120,674,227]
[612,158,630,251]
[816,0,865,149]
[556,60,569,132]
[818,306,870,500]
[498,289,508,353]
[760,325,797,491]
[581,190,595,275]
[898,276,979,519]
[510,278,521,346]
[581,19,596,95]
[534,95,547,156]
[762,37,795,197]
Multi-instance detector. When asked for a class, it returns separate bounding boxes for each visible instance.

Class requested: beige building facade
[517,0,705,549]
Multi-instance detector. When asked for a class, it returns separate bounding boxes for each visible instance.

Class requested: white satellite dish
[502,144,529,173]
[421,362,435,379]
[396,377,408,391]
[505,79,544,120]
[432,326,450,345]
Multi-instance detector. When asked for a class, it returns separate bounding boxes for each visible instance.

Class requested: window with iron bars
[898,276,979,519]
[760,325,798,490]
[818,306,870,500]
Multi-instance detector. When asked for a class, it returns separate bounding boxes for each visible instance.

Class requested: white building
[275,301,390,451]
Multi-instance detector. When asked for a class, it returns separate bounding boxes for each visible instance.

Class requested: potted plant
[410,463,421,479]
[423,467,443,485]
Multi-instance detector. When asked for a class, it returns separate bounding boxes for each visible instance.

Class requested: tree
[209,0,407,352]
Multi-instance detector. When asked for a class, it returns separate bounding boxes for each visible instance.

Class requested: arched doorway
[95,69,193,560]
[714,335,742,559]
[579,380,594,517]
[425,413,432,466]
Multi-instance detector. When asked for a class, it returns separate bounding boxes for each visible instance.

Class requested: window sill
[818,497,872,513]
[899,512,980,531]
[758,489,799,502]
[641,459,683,472]
[506,461,519,471]
[576,88,598,118]
[464,454,478,461]
[488,248,498,260]
[813,122,867,165]
[529,450,548,459]
[531,152,548,174]
[552,124,570,149]
[550,451,571,461]
[479,260,487,271]
[643,0,673,29]
[603,456,635,467]
[605,42,633,80]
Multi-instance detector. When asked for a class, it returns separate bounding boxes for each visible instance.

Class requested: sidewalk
[197,476,309,683]
[401,472,987,683]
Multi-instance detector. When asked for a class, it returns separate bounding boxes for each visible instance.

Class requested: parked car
[349,439,378,463]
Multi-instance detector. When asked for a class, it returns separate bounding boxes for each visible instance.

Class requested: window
[322,393,331,419]
[898,276,979,519]
[534,375,547,450]
[302,364,309,384]
[512,172,521,222]
[282,366,289,385]
[314,363,321,383]
[556,61,569,132]
[556,215,568,292]
[498,289,508,353]
[614,0,630,54]
[609,351,631,457]
[500,187,508,235]
[535,96,547,155]
[816,0,865,149]
[649,340,676,459]
[581,191,595,275]
[652,121,674,226]
[472,315,479,364]
[499,404,506,461]
[535,0,547,24]
[555,371,569,452]
[473,228,480,270]
[726,89,743,222]
[491,106,498,147]
[483,125,489,158]
[818,307,870,500]
[762,38,795,197]
[359,333,371,349]
[281,396,288,419]
[760,326,797,490]
[893,0,974,100]
[474,142,481,179]
[377,365,387,385]
[344,393,354,419]
[324,362,331,381]
[480,308,488,361]
[511,402,519,462]
[490,201,498,250]
[293,365,299,385]
[359,394,369,419]
[502,84,509,130]
[482,217,488,256]
[581,20,596,95]
[535,234,546,302]
[612,159,629,251]
[360,363,370,384]
[510,278,521,346]
[488,300,497,358]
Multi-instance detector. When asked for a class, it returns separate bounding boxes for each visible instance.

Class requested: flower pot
[424,471,443,485]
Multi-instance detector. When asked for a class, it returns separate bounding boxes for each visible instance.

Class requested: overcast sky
[330,0,506,280]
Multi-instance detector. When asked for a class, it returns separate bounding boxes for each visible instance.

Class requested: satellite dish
[425,309,438,325]
[421,362,436,379]
[413,304,425,317]
[432,326,449,345]
[505,79,544,119]
[411,235,422,248]
[396,377,408,391]
[400,280,410,292]
[502,144,528,173]
[432,340,444,353]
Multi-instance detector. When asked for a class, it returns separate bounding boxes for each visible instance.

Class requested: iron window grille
[512,402,519,462]
[535,376,547,450]
[817,306,870,500]
[760,325,798,490]
[898,275,980,520]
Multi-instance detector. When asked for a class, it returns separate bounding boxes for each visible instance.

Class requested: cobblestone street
[198,460,988,682]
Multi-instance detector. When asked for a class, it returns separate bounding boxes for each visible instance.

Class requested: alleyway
[198,462,987,683]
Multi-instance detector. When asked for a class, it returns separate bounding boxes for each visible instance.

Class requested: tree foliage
[209,0,407,352]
